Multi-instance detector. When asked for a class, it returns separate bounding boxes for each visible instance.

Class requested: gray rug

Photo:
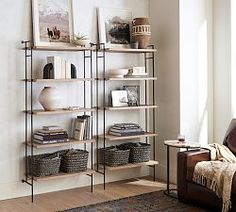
[61,190,213,212]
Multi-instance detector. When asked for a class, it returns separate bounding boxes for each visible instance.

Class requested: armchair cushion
[223,119,236,155]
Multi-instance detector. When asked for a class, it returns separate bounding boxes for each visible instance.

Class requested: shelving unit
[21,41,96,202]
[96,44,158,189]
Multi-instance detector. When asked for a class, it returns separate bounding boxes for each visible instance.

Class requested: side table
[163,140,200,198]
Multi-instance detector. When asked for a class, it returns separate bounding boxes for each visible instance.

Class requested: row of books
[47,56,73,79]
[109,123,145,137]
[33,126,69,144]
[74,115,92,140]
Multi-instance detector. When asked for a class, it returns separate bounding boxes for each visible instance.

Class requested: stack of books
[74,115,92,140]
[33,126,69,144]
[109,123,145,137]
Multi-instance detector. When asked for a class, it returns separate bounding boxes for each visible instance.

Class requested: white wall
[213,0,231,143]
[150,0,180,183]
[0,0,150,200]
[179,0,213,145]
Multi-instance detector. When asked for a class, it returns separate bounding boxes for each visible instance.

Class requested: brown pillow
[223,119,236,155]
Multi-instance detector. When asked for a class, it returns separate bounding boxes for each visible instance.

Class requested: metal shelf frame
[95,44,158,190]
[21,40,96,202]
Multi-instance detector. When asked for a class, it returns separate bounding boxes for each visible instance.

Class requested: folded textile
[193,143,236,212]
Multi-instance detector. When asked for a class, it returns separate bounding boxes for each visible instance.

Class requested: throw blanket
[193,143,236,212]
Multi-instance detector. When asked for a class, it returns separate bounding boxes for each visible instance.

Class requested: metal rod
[167,145,170,194]
[152,51,156,181]
[24,42,28,181]
[91,174,94,192]
[30,45,34,203]
[96,45,99,172]
[144,53,148,143]
[83,51,87,151]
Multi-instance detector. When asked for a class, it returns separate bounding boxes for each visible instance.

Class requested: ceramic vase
[132,18,151,49]
[38,87,61,111]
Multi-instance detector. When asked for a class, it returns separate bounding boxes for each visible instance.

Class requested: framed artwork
[98,8,132,48]
[123,85,140,106]
[32,0,74,47]
[111,90,128,107]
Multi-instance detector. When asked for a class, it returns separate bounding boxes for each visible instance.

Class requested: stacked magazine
[33,126,69,144]
[73,115,92,140]
[109,123,145,137]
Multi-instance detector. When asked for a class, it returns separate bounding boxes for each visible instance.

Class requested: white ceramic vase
[38,87,61,111]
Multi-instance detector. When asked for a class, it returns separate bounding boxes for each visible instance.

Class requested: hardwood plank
[105,48,157,53]
[32,46,94,52]
[102,77,157,81]
[103,105,158,111]
[24,78,95,82]
[26,138,96,149]
[98,132,158,141]
[103,160,159,171]
[0,178,170,212]
[29,169,95,182]
[25,108,96,115]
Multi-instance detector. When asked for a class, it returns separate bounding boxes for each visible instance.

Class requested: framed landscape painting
[98,8,132,48]
[32,0,74,47]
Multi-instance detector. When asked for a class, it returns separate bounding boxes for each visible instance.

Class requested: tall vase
[38,87,61,111]
[132,18,151,49]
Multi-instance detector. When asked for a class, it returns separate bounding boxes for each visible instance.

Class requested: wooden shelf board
[31,46,94,52]
[99,132,158,141]
[29,169,95,181]
[102,160,159,171]
[25,108,96,115]
[105,48,157,53]
[103,105,158,111]
[26,138,96,149]
[99,77,157,81]
[24,78,96,82]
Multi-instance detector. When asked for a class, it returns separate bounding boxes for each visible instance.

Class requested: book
[74,118,86,140]
[36,130,67,136]
[47,56,62,79]
[65,61,71,79]
[111,126,141,130]
[33,133,68,141]
[42,125,63,131]
[34,139,68,144]
[109,128,143,133]
[108,131,145,137]
[61,58,66,79]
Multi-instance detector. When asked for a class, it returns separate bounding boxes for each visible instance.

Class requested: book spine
[34,134,68,141]
[42,126,63,131]
[65,61,71,79]
[109,131,145,136]
[61,58,66,79]
[34,139,68,144]
[35,132,67,136]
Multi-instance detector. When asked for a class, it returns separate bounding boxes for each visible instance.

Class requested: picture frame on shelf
[98,8,132,48]
[32,0,74,47]
[123,85,140,106]
[111,90,128,107]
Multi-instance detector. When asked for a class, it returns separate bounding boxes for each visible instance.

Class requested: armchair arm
[177,149,210,202]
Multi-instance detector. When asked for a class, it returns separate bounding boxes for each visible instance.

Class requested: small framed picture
[32,0,74,47]
[123,85,140,106]
[111,90,128,107]
[98,8,132,48]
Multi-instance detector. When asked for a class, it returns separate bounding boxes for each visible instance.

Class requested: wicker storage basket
[119,142,151,163]
[28,153,61,177]
[60,149,89,173]
[98,146,130,167]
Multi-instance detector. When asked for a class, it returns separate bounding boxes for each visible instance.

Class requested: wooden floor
[0,177,169,212]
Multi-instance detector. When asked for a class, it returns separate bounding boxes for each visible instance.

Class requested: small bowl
[108,69,129,77]
[72,39,91,47]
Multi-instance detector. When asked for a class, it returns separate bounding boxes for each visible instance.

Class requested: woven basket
[60,149,89,173]
[119,142,151,163]
[99,146,130,167]
[28,153,61,177]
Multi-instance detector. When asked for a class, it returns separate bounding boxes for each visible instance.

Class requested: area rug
[61,191,211,212]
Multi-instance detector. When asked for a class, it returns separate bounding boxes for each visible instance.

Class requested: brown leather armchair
[177,119,236,211]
